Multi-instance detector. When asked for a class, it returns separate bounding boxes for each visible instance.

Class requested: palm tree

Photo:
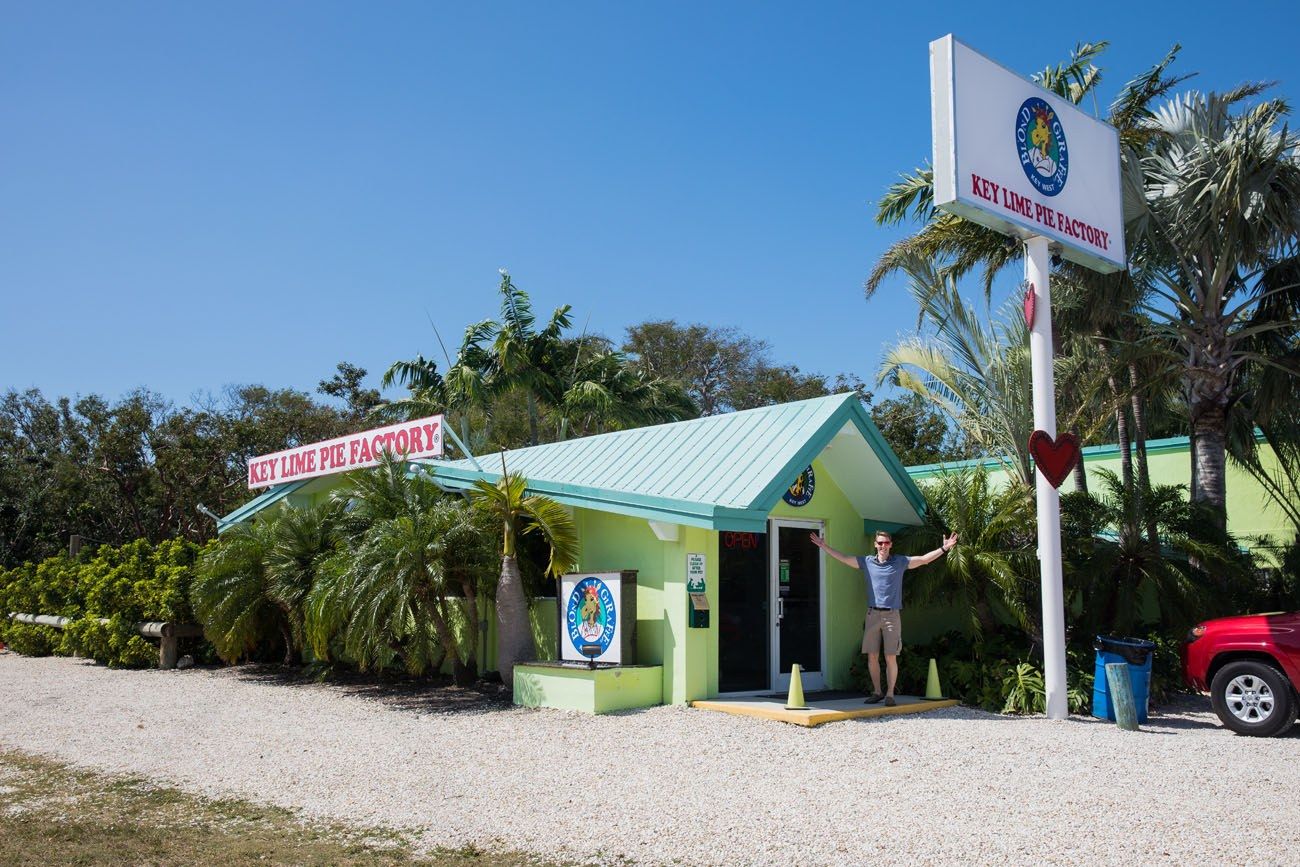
[313,453,496,684]
[468,464,579,687]
[554,337,698,439]
[902,466,1038,639]
[1059,469,1240,636]
[878,255,1036,486]
[475,270,571,446]
[1135,88,1300,529]
[375,271,571,450]
[192,501,339,665]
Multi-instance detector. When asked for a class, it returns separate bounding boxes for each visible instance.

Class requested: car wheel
[1209,660,1298,737]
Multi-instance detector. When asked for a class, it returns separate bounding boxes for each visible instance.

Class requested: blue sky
[3,1,1295,410]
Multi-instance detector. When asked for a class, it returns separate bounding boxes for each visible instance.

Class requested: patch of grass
[0,749,560,866]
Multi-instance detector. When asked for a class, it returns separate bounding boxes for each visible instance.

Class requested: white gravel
[1,653,1297,865]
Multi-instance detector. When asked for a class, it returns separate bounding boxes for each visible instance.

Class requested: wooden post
[1104,662,1139,731]
[159,636,179,669]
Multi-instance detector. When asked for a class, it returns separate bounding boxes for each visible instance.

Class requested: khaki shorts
[862,608,902,655]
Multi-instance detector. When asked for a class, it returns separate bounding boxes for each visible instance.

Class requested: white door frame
[769,518,826,692]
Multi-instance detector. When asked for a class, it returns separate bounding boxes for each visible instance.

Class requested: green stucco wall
[909,438,1294,567]
[571,509,718,704]
[513,663,664,713]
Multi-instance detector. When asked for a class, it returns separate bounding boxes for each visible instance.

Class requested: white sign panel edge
[930,34,1126,274]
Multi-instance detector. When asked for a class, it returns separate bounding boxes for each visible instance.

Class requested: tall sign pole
[1025,237,1068,719]
[930,36,1125,719]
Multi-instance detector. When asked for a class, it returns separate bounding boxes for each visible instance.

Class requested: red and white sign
[247,415,444,489]
[930,35,1125,273]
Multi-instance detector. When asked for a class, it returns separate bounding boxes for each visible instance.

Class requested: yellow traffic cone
[785,663,807,709]
[925,657,943,699]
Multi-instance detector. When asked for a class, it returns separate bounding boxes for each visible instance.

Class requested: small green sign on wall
[686,553,706,593]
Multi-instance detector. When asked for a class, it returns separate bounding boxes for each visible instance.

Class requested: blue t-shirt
[857,553,909,609]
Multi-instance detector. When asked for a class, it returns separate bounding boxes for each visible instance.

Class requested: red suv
[1183,611,1300,737]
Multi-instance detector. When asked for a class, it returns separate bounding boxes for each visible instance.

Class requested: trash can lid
[1094,635,1156,650]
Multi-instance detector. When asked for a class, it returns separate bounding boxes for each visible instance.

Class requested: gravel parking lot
[2,653,1297,865]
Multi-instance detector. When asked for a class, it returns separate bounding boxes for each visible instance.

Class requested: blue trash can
[1092,636,1155,723]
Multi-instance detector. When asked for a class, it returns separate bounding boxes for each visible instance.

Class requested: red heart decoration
[1028,430,1080,489]
[1023,283,1037,329]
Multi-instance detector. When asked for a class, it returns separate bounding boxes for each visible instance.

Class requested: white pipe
[1026,236,1069,721]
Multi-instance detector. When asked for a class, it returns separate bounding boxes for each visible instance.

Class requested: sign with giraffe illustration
[929,35,1124,273]
[560,572,626,664]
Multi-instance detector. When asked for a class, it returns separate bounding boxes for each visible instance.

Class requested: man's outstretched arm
[809,533,860,568]
[907,533,959,569]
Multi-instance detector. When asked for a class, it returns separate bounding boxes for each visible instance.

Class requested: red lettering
[358,436,372,463]
[395,429,409,454]
[349,438,361,465]
[971,173,1000,203]
[408,426,424,453]
[422,423,438,454]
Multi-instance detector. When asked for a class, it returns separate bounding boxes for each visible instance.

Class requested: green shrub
[0,538,206,668]
[2,623,61,656]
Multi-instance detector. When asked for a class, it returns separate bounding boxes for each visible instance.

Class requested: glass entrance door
[718,529,768,692]
[771,520,824,691]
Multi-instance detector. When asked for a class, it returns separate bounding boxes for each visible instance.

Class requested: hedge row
[0,538,210,667]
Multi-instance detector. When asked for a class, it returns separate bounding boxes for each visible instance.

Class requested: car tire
[1209,660,1298,737]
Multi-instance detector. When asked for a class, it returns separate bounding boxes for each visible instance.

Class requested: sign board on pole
[930,35,1125,273]
[246,415,444,489]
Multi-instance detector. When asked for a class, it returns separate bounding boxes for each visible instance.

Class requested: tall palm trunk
[1189,397,1229,534]
[1128,363,1158,549]
[1071,426,1089,493]
[1108,373,1133,494]
[1186,331,1232,534]
[496,554,535,686]
[526,393,540,446]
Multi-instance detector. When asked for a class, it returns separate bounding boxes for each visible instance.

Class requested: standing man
[810,529,957,706]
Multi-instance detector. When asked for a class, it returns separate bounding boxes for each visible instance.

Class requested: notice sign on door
[687,553,706,593]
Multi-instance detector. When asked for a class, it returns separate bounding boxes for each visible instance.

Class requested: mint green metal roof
[424,393,928,532]
[218,480,310,532]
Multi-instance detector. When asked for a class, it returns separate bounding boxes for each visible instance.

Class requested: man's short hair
[874,530,893,542]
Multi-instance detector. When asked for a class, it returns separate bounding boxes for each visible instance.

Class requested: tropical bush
[308,456,498,684]
[192,501,341,666]
[0,538,205,667]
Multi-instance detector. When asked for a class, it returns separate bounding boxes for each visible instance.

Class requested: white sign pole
[1026,236,1068,720]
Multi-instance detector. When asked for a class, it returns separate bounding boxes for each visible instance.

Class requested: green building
[222,393,930,712]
